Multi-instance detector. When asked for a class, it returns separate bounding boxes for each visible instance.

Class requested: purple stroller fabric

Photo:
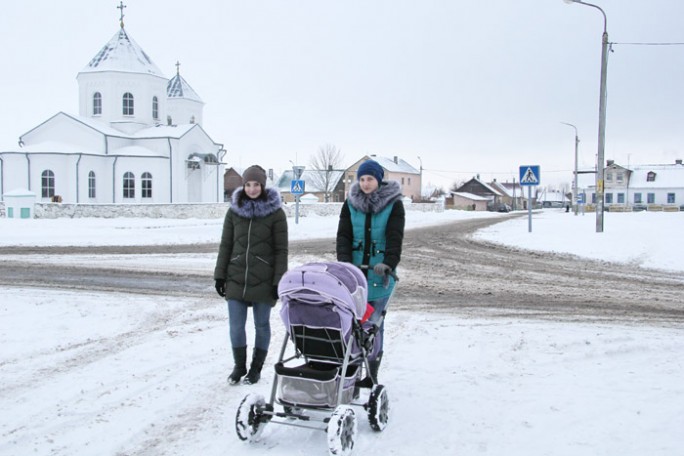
[278,262,367,318]
[278,262,369,364]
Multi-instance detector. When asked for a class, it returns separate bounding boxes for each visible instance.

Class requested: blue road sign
[519,165,541,186]
[291,180,305,195]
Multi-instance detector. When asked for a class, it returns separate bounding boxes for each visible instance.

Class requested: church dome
[167,70,203,103]
[80,28,165,78]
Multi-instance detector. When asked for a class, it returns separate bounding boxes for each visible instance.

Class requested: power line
[423,168,574,175]
[611,41,684,46]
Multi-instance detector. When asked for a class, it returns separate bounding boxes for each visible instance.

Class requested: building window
[88,171,96,198]
[408,177,411,185]
[647,171,656,182]
[647,193,655,204]
[41,170,55,198]
[605,193,613,204]
[401,177,405,185]
[617,193,625,204]
[93,92,102,115]
[616,172,624,182]
[667,193,675,204]
[142,172,152,198]
[123,172,135,198]
[634,193,642,203]
[123,92,134,116]
[606,173,613,182]
[152,96,159,120]
[591,193,596,204]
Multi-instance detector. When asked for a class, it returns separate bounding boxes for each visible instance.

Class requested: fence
[0,201,444,219]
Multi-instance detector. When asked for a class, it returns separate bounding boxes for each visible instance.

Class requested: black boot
[228,346,247,385]
[357,351,383,389]
[243,348,267,385]
[368,351,383,383]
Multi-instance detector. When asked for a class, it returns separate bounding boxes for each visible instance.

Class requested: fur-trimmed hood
[348,180,403,214]
[230,187,283,218]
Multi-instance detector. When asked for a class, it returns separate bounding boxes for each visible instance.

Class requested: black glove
[272,286,279,300]
[215,279,226,297]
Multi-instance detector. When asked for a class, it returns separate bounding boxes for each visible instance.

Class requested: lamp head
[563,0,577,4]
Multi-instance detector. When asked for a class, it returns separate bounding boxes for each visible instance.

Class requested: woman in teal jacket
[336,159,405,382]
[214,165,288,385]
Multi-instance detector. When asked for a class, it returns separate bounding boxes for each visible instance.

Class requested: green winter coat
[214,187,288,305]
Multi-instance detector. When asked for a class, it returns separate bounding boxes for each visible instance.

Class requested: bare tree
[308,144,344,202]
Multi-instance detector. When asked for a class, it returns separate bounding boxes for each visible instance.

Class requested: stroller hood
[277,262,368,319]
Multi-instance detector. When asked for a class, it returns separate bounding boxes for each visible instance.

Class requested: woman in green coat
[214,165,288,385]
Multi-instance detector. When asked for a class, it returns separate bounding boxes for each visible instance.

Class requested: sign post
[519,165,540,233]
[291,165,305,224]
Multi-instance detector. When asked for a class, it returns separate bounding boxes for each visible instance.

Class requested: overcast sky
[2,0,683,190]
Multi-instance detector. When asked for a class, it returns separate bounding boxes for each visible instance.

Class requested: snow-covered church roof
[80,27,165,78]
[167,69,203,103]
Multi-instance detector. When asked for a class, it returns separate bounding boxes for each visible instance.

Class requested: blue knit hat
[357,159,384,183]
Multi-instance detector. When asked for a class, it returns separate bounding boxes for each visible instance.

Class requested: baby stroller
[235,261,392,456]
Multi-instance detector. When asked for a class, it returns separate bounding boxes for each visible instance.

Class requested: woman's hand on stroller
[214,279,226,297]
[373,263,393,288]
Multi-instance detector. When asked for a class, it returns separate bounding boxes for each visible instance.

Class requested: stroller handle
[359,264,399,282]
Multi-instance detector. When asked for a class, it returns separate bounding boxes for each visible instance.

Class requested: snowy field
[1,209,683,455]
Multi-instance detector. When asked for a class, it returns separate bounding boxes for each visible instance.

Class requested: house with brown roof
[446,177,503,210]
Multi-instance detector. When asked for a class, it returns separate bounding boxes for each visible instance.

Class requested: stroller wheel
[367,384,389,432]
[327,405,357,456]
[235,393,272,442]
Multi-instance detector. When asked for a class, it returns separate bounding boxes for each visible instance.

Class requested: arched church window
[41,170,55,198]
[152,96,159,120]
[93,92,102,116]
[123,172,135,198]
[123,93,134,116]
[88,171,96,198]
[142,172,152,198]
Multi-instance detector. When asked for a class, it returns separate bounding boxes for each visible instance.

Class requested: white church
[0,5,225,204]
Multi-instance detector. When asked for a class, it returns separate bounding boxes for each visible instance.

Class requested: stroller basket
[275,361,359,408]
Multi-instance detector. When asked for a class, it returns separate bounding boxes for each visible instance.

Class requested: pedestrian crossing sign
[519,165,540,186]
[291,179,305,195]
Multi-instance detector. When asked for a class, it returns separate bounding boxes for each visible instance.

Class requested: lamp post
[417,156,423,201]
[560,122,580,216]
[563,0,608,233]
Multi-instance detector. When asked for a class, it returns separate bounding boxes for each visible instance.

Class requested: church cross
[117,1,127,28]
[175,61,181,75]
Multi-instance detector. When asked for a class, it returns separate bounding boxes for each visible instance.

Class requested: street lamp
[563,0,608,233]
[560,122,580,216]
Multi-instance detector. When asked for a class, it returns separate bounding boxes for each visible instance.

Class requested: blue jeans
[227,299,272,351]
[367,295,390,353]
